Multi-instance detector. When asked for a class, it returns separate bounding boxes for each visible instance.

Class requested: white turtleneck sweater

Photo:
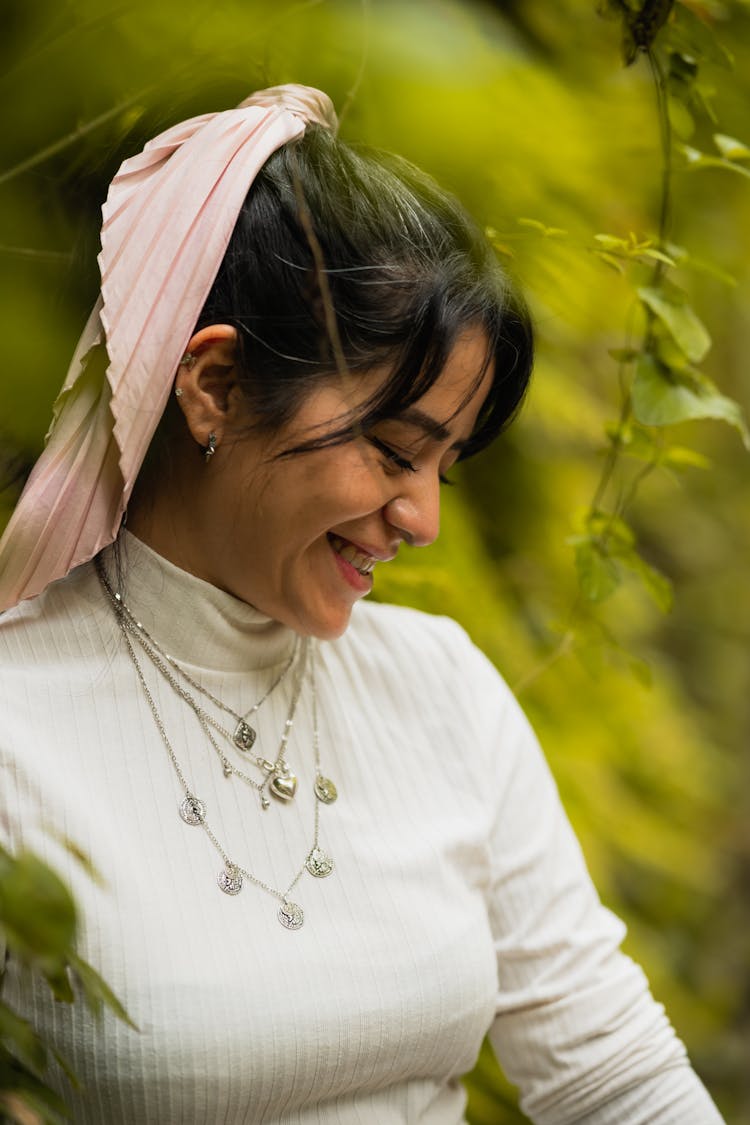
[0,533,722,1124]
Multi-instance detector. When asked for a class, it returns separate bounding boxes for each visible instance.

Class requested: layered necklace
[96,557,338,930]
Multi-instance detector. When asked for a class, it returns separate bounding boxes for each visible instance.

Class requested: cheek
[232,446,384,548]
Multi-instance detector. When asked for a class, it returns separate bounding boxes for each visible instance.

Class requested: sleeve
[454,633,725,1125]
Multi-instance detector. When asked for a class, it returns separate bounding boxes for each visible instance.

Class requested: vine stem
[591,47,672,529]
[517,40,676,692]
[648,47,673,257]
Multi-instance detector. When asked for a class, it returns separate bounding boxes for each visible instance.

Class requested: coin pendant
[179,795,206,826]
[278,901,304,930]
[217,866,243,895]
[314,775,338,804]
[305,847,334,878]
[233,720,256,752]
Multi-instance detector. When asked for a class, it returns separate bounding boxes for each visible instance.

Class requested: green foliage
[516,0,750,633]
[0,844,134,1123]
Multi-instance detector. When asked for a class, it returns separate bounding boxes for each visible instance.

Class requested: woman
[0,85,723,1123]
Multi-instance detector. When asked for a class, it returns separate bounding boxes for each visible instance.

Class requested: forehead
[409,328,492,421]
[277,327,492,446]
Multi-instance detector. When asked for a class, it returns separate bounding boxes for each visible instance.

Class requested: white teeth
[330,535,376,577]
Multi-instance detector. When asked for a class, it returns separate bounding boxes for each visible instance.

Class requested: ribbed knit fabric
[0,533,723,1123]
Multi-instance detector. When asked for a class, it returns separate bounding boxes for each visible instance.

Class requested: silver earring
[174,387,184,398]
[204,433,217,463]
[180,352,196,369]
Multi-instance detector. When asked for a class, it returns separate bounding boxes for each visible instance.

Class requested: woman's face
[170,328,494,639]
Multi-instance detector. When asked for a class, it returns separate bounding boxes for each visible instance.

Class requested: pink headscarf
[0,84,337,613]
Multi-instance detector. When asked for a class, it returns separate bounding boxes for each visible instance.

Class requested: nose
[383,474,441,548]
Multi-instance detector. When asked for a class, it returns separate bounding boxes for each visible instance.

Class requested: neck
[100,530,296,673]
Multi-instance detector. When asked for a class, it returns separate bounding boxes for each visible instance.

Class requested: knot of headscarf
[0,84,337,613]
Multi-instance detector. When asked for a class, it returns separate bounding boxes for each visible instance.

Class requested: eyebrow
[393,407,470,451]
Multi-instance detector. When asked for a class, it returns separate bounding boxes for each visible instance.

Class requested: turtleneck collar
[97,530,297,673]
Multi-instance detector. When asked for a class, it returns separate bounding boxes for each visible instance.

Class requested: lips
[327,534,376,576]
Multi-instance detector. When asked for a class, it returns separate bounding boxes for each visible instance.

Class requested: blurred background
[1,1,748,1120]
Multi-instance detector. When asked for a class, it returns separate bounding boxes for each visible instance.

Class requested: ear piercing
[174,387,184,398]
[204,433,217,463]
[180,352,197,369]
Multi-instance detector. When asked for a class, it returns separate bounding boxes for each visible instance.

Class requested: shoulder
[329,597,519,723]
[0,562,113,679]
[348,596,473,650]
[340,597,486,674]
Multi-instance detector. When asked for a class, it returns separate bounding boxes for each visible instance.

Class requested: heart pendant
[270,770,297,801]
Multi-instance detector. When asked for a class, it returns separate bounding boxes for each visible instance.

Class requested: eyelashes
[366,435,417,474]
[366,436,454,485]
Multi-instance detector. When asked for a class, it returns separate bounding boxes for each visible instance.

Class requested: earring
[180,352,197,369]
[204,432,217,463]
[174,387,184,398]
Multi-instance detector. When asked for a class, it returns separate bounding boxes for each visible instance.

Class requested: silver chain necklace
[115,621,300,809]
[97,561,297,756]
[97,561,339,929]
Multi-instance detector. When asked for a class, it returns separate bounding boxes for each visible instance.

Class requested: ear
[173,324,240,449]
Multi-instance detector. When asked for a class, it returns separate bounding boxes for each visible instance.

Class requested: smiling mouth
[328,534,376,576]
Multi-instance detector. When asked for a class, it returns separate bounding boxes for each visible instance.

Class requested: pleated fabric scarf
[0,84,337,613]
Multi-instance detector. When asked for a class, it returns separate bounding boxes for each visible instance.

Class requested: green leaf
[624,553,674,613]
[637,284,711,362]
[49,835,105,889]
[680,144,750,180]
[660,445,711,470]
[42,968,74,1006]
[593,233,628,250]
[667,96,695,141]
[665,4,733,68]
[582,521,674,613]
[517,217,568,238]
[640,248,677,266]
[574,539,621,603]
[612,422,659,462]
[587,510,635,549]
[632,355,750,448]
[693,79,719,125]
[50,1045,80,1091]
[656,334,691,370]
[668,50,698,85]
[67,953,137,1030]
[0,1002,48,1076]
[0,1073,70,1124]
[0,851,76,962]
[713,133,750,161]
[595,250,626,273]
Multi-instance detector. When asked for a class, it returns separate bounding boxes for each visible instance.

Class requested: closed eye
[367,435,456,486]
[366,436,416,474]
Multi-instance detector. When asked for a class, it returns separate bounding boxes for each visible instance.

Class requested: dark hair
[195,125,533,461]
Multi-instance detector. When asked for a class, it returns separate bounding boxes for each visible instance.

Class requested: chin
[291,603,355,641]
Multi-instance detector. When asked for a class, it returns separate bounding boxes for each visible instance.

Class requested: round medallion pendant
[278,901,304,930]
[179,795,206,826]
[217,866,243,896]
[305,847,334,878]
[314,775,338,804]
[233,720,256,752]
